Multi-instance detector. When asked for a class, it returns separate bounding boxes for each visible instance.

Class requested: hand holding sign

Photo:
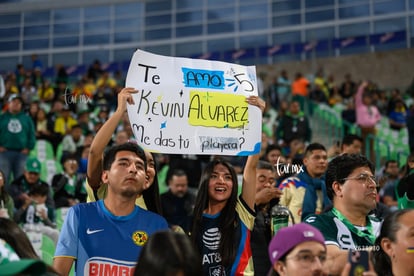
[116,88,137,113]
[125,49,262,156]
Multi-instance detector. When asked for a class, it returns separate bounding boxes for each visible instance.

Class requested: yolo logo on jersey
[132,231,148,246]
[86,257,136,275]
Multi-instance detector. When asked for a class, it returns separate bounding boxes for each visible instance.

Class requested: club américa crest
[132,231,148,246]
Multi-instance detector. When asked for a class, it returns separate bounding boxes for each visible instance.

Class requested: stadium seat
[41,250,54,265]
[26,231,56,260]
[55,143,63,163]
[55,207,70,231]
[30,139,55,162]
[40,159,63,184]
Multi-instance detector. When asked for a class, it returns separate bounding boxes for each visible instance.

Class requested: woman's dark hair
[396,152,414,199]
[325,154,375,201]
[142,151,162,215]
[0,218,39,259]
[134,231,202,276]
[190,159,239,267]
[372,209,414,276]
[0,170,10,204]
[268,270,279,276]
[403,152,414,176]
[0,218,61,275]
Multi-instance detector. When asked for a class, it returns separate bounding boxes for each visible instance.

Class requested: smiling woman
[187,96,263,275]
[190,152,259,275]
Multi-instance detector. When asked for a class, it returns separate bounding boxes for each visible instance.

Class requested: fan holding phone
[348,250,369,276]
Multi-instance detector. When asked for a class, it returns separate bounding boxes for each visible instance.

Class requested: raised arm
[355,81,368,108]
[241,96,265,210]
[241,152,260,210]
[87,87,137,189]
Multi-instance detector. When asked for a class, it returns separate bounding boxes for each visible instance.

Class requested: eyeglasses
[341,173,378,186]
[285,252,327,267]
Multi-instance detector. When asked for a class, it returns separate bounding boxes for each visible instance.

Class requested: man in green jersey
[304,154,382,276]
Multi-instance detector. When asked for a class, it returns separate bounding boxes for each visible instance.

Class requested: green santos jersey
[304,209,382,250]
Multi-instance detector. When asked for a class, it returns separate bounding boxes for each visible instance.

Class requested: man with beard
[160,169,195,233]
[53,143,168,275]
[304,154,381,276]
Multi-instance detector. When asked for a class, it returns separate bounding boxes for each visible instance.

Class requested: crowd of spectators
[0,56,413,275]
[0,59,411,201]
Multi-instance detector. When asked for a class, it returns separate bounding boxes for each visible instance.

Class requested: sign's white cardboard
[125,49,262,156]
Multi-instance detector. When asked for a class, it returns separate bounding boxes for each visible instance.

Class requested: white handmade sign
[125,49,262,156]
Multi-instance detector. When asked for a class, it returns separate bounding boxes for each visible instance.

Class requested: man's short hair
[304,143,326,157]
[342,134,363,146]
[167,169,187,183]
[29,184,49,197]
[326,154,374,200]
[60,153,78,165]
[103,142,146,171]
[384,159,398,169]
[257,160,276,172]
[70,124,82,130]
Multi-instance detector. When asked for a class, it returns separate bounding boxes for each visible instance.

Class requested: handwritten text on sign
[125,50,262,155]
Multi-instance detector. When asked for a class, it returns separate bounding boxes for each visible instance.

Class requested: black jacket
[51,173,86,208]
[160,190,195,233]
